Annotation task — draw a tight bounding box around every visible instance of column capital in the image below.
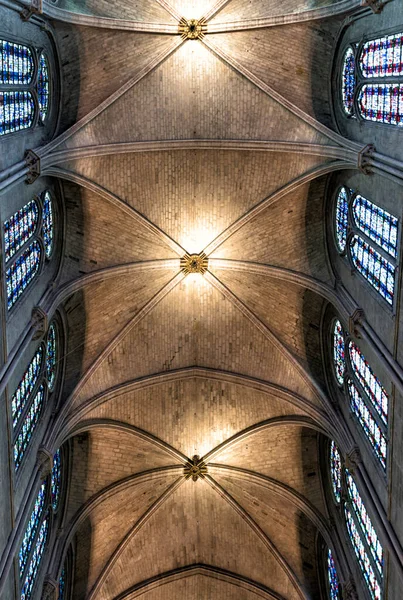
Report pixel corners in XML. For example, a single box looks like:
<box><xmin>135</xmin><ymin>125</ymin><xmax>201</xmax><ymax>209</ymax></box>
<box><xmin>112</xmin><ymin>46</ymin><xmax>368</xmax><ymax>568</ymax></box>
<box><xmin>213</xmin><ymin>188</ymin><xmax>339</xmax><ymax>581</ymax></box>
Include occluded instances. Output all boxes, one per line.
<box><xmin>21</xmin><ymin>0</ymin><xmax>43</xmax><ymax>21</ymax></box>
<box><xmin>345</xmin><ymin>446</ymin><xmax>362</xmax><ymax>473</ymax></box>
<box><xmin>357</xmin><ymin>144</ymin><xmax>375</xmax><ymax>174</ymax></box>
<box><xmin>348</xmin><ymin>308</ymin><xmax>365</xmax><ymax>338</ymax></box>
<box><xmin>41</xmin><ymin>576</ymin><xmax>58</xmax><ymax>600</ymax></box>
<box><xmin>24</xmin><ymin>149</ymin><xmax>41</xmax><ymax>184</ymax></box>
<box><xmin>32</xmin><ymin>307</ymin><xmax>49</xmax><ymax>341</ymax></box>
<box><xmin>343</xmin><ymin>576</ymin><xmax>359</xmax><ymax>599</ymax></box>
<box><xmin>360</xmin><ymin>0</ymin><xmax>388</xmax><ymax>13</ymax></box>
<box><xmin>36</xmin><ymin>447</ymin><xmax>53</xmax><ymax>480</ymax></box>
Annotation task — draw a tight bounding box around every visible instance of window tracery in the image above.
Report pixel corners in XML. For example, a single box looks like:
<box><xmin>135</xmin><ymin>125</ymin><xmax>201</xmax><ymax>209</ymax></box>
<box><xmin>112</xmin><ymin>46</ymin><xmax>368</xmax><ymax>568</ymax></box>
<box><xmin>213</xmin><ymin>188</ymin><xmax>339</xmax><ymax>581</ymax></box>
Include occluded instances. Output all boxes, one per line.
<box><xmin>340</xmin><ymin>32</ymin><xmax>403</xmax><ymax>125</ymax></box>
<box><xmin>334</xmin><ymin>186</ymin><xmax>398</xmax><ymax>306</ymax></box>
<box><xmin>0</xmin><ymin>38</ymin><xmax>51</xmax><ymax>136</ymax></box>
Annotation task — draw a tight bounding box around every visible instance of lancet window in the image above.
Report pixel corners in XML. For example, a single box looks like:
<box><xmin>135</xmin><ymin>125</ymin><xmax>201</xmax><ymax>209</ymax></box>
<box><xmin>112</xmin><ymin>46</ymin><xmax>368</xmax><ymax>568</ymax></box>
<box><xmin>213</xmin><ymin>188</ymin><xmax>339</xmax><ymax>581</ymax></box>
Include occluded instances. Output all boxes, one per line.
<box><xmin>18</xmin><ymin>448</ymin><xmax>64</xmax><ymax>599</ymax></box>
<box><xmin>0</xmin><ymin>38</ymin><xmax>51</xmax><ymax>136</ymax></box>
<box><xmin>341</xmin><ymin>32</ymin><xmax>403</xmax><ymax>125</ymax></box>
<box><xmin>327</xmin><ymin>547</ymin><xmax>340</xmax><ymax>599</ymax></box>
<box><xmin>334</xmin><ymin>186</ymin><xmax>398</xmax><ymax>306</ymax></box>
<box><xmin>3</xmin><ymin>190</ymin><xmax>56</xmax><ymax>310</ymax></box>
<box><xmin>332</xmin><ymin>320</ymin><xmax>388</xmax><ymax>469</ymax></box>
<box><xmin>12</xmin><ymin>323</ymin><xmax>59</xmax><ymax>471</ymax></box>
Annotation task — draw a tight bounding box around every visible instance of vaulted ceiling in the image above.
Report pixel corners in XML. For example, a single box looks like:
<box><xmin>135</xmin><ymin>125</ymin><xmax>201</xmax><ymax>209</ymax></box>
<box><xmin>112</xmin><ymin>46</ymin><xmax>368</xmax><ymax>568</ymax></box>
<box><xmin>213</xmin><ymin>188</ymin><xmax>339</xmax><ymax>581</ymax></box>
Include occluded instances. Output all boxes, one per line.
<box><xmin>49</xmin><ymin>1</ymin><xmax>352</xmax><ymax>597</ymax></box>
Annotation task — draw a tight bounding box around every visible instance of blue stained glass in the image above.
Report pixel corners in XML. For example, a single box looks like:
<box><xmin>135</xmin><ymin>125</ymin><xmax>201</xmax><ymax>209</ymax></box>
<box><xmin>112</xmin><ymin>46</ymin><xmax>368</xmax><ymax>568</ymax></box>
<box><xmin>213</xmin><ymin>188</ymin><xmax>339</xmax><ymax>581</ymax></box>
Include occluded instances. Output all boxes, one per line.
<box><xmin>37</xmin><ymin>53</ymin><xmax>49</xmax><ymax>122</ymax></box>
<box><xmin>14</xmin><ymin>385</ymin><xmax>45</xmax><ymax>471</ymax></box>
<box><xmin>6</xmin><ymin>240</ymin><xmax>41</xmax><ymax>310</ymax></box>
<box><xmin>11</xmin><ymin>346</ymin><xmax>43</xmax><ymax>429</ymax></box>
<box><xmin>327</xmin><ymin>548</ymin><xmax>340</xmax><ymax>599</ymax></box>
<box><xmin>350</xmin><ymin>235</ymin><xmax>395</xmax><ymax>305</ymax></box>
<box><xmin>3</xmin><ymin>200</ymin><xmax>39</xmax><ymax>263</ymax></box>
<box><xmin>360</xmin><ymin>34</ymin><xmax>403</xmax><ymax>78</ymax></box>
<box><xmin>42</xmin><ymin>191</ymin><xmax>54</xmax><ymax>259</ymax></box>
<box><xmin>345</xmin><ymin>505</ymin><xmax>382</xmax><ymax>600</ymax></box>
<box><xmin>352</xmin><ymin>195</ymin><xmax>398</xmax><ymax>258</ymax></box>
<box><xmin>335</xmin><ymin>187</ymin><xmax>349</xmax><ymax>253</ymax></box>
<box><xmin>46</xmin><ymin>323</ymin><xmax>57</xmax><ymax>391</ymax></box>
<box><xmin>330</xmin><ymin>441</ymin><xmax>342</xmax><ymax>503</ymax></box>
<box><xmin>0</xmin><ymin>91</ymin><xmax>34</xmax><ymax>136</ymax></box>
<box><xmin>346</xmin><ymin>471</ymin><xmax>383</xmax><ymax>576</ymax></box>
<box><xmin>333</xmin><ymin>320</ymin><xmax>345</xmax><ymax>385</ymax></box>
<box><xmin>59</xmin><ymin>566</ymin><xmax>66</xmax><ymax>600</ymax></box>
<box><xmin>19</xmin><ymin>483</ymin><xmax>46</xmax><ymax>578</ymax></box>
<box><xmin>349</xmin><ymin>342</ymin><xmax>388</xmax><ymax>424</ymax></box>
<box><xmin>0</xmin><ymin>40</ymin><xmax>33</xmax><ymax>85</ymax></box>
<box><xmin>342</xmin><ymin>47</ymin><xmax>356</xmax><ymax>115</ymax></box>
<box><xmin>20</xmin><ymin>516</ymin><xmax>49</xmax><ymax>600</ymax></box>
<box><xmin>348</xmin><ymin>380</ymin><xmax>387</xmax><ymax>469</ymax></box>
<box><xmin>51</xmin><ymin>449</ymin><xmax>61</xmax><ymax>511</ymax></box>
<box><xmin>358</xmin><ymin>84</ymin><xmax>403</xmax><ymax>126</ymax></box>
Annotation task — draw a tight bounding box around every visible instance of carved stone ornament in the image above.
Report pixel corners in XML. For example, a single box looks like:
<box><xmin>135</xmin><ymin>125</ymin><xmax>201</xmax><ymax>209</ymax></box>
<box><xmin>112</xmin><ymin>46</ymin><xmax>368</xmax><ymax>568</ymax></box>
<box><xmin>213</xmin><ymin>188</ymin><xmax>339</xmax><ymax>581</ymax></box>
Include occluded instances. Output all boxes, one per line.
<box><xmin>345</xmin><ymin>446</ymin><xmax>362</xmax><ymax>473</ymax></box>
<box><xmin>357</xmin><ymin>143</ymin><xmax>375</xmax><ymax>174</ymax></box>
<box><xmin>360</xmin><ymin>0</ymin><xmax>388</xmax><ymax>13</ymax></box>
<box><xmin>180</xmin><ymin>252</ymin><xmax>209</xmax><ymax>275</ymax></box>
<box><xmin>348</xmin><ymin>308</ymin><xmax>365</xmax><ymax>339</ymax></box>
<box><xmin>343</xmin><ymin>576</ymin><xmax>359</xmax><ymax>600</ymax></box>
<box><xmin>179</xmin><ymin>18</ymin><xmax>207</xmax><ymax>40</ymax></box>
<box><xmin>184</xmin><ymin>455</ymin><xmax>208</xmax><ymax>481</ymax></box>
<box><xmin>41</xmin><ymin>577</ymin><xmax>58</xmax><ymax>600</ymax></box>
<box><xmin>21</xmin><ymin>0</ymin><xmax>43</xmax><ymax>22</ymax></box>
<box><xmin>32</xmin><ymin>306</ymin><xmax>49</xmax><ymax>341</ymax></box>
<box><xmin>36</xmin><ymin>447</ymin><xmax>53</xmax><ymax>480</ymax></box>
<box><xmin>24</xmin><ymin>149</ymin><xmax>41</xmax><ymax>184</ymax></box>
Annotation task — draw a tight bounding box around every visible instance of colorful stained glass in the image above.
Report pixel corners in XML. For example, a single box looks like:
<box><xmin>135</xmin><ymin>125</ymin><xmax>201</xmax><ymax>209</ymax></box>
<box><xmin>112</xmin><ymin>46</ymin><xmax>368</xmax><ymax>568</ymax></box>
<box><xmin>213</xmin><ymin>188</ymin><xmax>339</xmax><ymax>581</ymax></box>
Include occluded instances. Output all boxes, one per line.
<box><xmin>59</xmin><ymin>566</ymin><xmax>66</xmax><ymax>600</ymax></box>
<box><xmin>346</xmin><ymin>471</ymin><xmax>383</xmax><ymax>576</ymax></box>
<box><xmin>0</xmin><ymin>91</ymin><xmax>34</xmax><ymax>136</ymax></box>
<box><xmin>350</xmin><ymin>235</ymin><xmax>395</xmax><ymax>305</ymax></box>
<box><xmin>330</xmin><ymin>441</ymin><xmax>342</xmax><ymax>503</ymax></box>
<box><xmin>0</xmin><ymin>40</ymin><xmax>33</xmax><ymax>85</ymax></box>
<box><xmin>6</xmin><ymin>240</ymin><xmax>41</xmax><ymax>310</ymax></box>
<box><xmin>46</xmin><ymin>323</ymin><xmax>57</xmax><ymax>391</ymax></box>
<box><xmin>349</xmin><ymin>342</ymin><xmax>388</xmax><ymax>424</ymax></box>
<box><xmin>20</xmin><ymin>516</ymin><xmax>49</xmax><ymax>600</ymax></box>
<box><xmin>3</xmin><ymin>200</ymin><xmax>39</xmax><ymax>263</ymax></box>
<box><xmin>360</xmin><ymin>33</ymin><xmax>403</xmax><ymax>78</ymax></box>
<box><xmin>352</xmin><ymin>194</ymin><xmax>398</xmax><ymax>258</ymax></box>
<box><xmin>37</xmin><ymin>53</ymin><xmax>49</xmax><ymax>122</ymax></box>
<box><xmin>335</xmin><ymin>187</ymin><xmax>349</xmax><ymax>253</ymax></box>
<box><xmin>51</xmin><ymin>449</ymin><xmax>61</xmax><ymax>511</ymax></box>
<box><xmin>11</xmin><ymin>346</ymin><xmax>43</xmax><ymax>429</ymax></box>
<box><xmin>14</xmin><ymin>385</ymin><xmax>45</xmax><ymax>471</ymax></box>
<box><xmin>42</xmin><ymin>191</ymin><xmax>54</xmax><ymax>259</ymax></box>
<box><xmin>348</xmin><ymin>380</ymin><xmax>387</xmax><ymax>469</ymax></box>
<box><xmin>327</xmin><ymin>548</ymin><xmax>340</xmax><ymax>599</ymax></box>
<box><xmin>19</xmin><ymin>483</ymin><xmax>46</xmax><ymax>578</ymax></box>
<box><xmin>358</xmin><ymin>84</ymin><xmax>403</xmax><ymax>126</ymax></box>
<box><xmin>333</xmin><ymin>320</ymin><xmax>345</xmax><ymax>385</ymax></box>
<box><xmin>345</xmin><ymin>505</ymin><xmax>382</xmax><ymax>600</ymax></box>
<box><xmin>342</xmin><ymin>47</ymin><xmax>356</xmax><ymax>115</ymax></box>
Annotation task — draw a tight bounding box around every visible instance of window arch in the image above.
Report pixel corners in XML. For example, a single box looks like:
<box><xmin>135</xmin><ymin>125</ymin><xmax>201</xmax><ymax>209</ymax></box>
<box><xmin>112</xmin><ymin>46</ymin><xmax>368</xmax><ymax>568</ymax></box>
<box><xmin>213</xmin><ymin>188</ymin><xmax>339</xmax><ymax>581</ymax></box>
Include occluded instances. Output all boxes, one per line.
<box><xmin>3</xmin><ymin>190</ymin><xmax>56</xmax><ymax>311</ymax></box>
<box><xmin>0</xmin><ymin>38</ymin><xmax>51</xmax><ymax>136</ymax></box>
<box><xmin>340</xmin><ymin>32</ymin><xmax>403</xmax><ymax>125</ymax></box>
<box><xmin>12</xmin><ymin>322</ymin><xmax>60</xmax><ymax>472</ymax></box>
<box><xmin>331</xmin><ymin>321</ymin><xmax>388</xmax><ymax>470</ymax></box>
<box><xmin>333</xmin><ymin>186</ymin><xmax>398</xmax><ymax>306</ymax></box>
<box><xmin>18</xmin><ymin>448</ymin><xmax>65</xmax><ymax>599</ymax></box>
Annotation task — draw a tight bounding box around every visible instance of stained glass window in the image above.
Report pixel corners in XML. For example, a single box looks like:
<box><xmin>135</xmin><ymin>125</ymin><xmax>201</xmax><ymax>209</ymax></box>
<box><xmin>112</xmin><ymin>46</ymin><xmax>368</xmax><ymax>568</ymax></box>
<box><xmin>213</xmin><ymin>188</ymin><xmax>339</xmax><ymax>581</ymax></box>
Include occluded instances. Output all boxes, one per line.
<box><xmin>11</xmin><ymin>346</ymin><xmax>43</xmax><ymax>429</ymax></box>
<box><xmin>42</xmin><ymin>191</ymin><xmax>54</xmax><ymax>258</ymax></box>
<box><xmin>46</xmin><ymin>323</ymin><xmax>57</xmax><ymax>391</ymax></box>
<box><xmin>335</xmin><ymin>187</ymin><xmax>349</xmax><ymax>253</ymax></box>
<box><xmin>19</xmin><ymin>483</ymin><xmax>46</xmax><ymax>578</ymax></box>
<box><xmin>0</xmin><ymin>40</ymin><xmax>33</xmax><ymax>85</ymax></box>
<box><xmin>352</xmin><ymin>195</ymin><xmax>398</xmax><ymax>258</ymax></box>
<box><xmin>346</xmin><ymin>471</ymin><xmax>383</xmax><ymax>575</ymax></box>
<box><xmin>348</xmin><ymin>380</ymin><xmax>387</xmax><ymax>469</ymax></box>
<box><xmin>350</xmin><ymin>235</ymin><xmax>395</xmax><ymax>305</ymax></box>
<box><xmin>358</xmin><ymin>84</ymin><xmax>403</xmax><ymax>126</ymax></box>
<box><xmin>38</xmin><ymin>53</ymin><xmax>49</xmax><ymax>122</ymax></box>
<box><xmin>6</xmin><ymin>240</ymin><xmax>41</xmax><ymax>310</ymax></box>
<box><xmin>0</xmin><ymin>91</ymin><xmax>35</xmax><ymax>136</ymax></box>
<box><xmin>20</xmin><ymin>516</ymin><xmax>49</xmax><ymax>600</ymax></box>
<box><xmin>333</xmin><ymin>320</ymin><xmax>345</xmax><ymax>385</ymax></box>
<box><xmin>14</xmin><ymin>385</ymin><xmax>45</xmax><ymax>470</ymax></box>
<box><xmin>345</xmin><ymin>505</ymin><xmax>382</xmax><ymax>600</ymax></box>
<box><xmin>330</xmin><ymin>441</ymin><xmax>342</xmax><ymax>503</ymax></box>
<box><xmin>360</xmin><ymin>34</ymin><xmax>403</xmax><ymax>78</ymax></box>
<box><xmin>342</xmin><ymin>47</ymin><xmax>356</xmax><ymax>115</ymax></box>
<box><xmin>59</xmin><ymin>566</ymin><xmax>66</xmax><ymax>600</ymax></box>
<box><xmin>4</xmin><ymin>200</ymin><xmax>39</xmax><ymax>263</ymax></box>
<box><xmin>327</xmin><ymin>548</ymin><xmax>340</xmax><ymax>599</ymax></box>
<box><xmin>349</xmin><ymin>342</ymin><xmax>388</xmax><ymax>424</ymax></box>
<box><xmin>51</xmin><ymin>449</ymin><xmax>61</xmax><ymax>511</ymax></box>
